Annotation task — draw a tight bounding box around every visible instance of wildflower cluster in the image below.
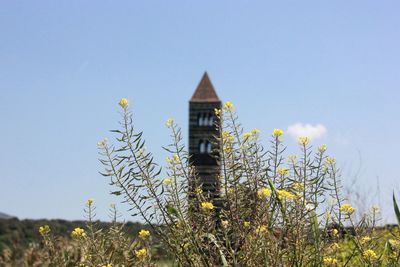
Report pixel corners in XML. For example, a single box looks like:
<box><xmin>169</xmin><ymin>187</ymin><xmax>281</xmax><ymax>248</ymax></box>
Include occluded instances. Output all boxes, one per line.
<box><xmin>2</xmin><ymin>98</ymin><xmax>400</xmax><ymax>266</ymax></box>
<box><xmin>32</xmin><ymin>98</ymin><xmax>395</xmax><ymax>267</ymax></box>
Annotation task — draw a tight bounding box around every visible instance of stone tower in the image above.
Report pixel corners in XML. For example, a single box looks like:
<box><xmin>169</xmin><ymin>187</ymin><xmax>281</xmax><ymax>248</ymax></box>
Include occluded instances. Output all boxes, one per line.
<box><xmin>189</xmin><ymin>72</ymin><xmax>221</xmax><ymax>198</ymax></box>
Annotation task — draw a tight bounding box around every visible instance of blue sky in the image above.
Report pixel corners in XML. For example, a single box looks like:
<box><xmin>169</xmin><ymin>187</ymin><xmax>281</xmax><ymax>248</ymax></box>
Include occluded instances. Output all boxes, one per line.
<box><xmin>0</xmin><ymin>1</ymin><xmax>399</xmax><ymax>222</ymax></box>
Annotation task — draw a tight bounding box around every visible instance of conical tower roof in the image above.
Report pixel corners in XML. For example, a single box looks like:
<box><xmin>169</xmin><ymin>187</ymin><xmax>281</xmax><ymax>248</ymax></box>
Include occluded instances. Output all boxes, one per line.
<box><xmin>190</xmin><ymin>72</ymin><xmax>220</xmax><ymax>102</ymax></box>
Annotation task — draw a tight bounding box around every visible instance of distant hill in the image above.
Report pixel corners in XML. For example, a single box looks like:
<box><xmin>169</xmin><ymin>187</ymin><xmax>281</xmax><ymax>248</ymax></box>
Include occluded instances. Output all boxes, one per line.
<box><xmin>0</xmin><ymin>218</ymin><xmax>146</xmax><ymax>253</ymax></box>
<box><xmin>0</xmin><ymin>212</ymin><xmax>14</xmax><ymax>219</ymax></box>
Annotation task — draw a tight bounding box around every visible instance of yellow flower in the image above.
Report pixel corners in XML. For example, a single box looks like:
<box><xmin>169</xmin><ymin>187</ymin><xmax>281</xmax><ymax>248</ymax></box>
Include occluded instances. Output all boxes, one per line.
<box><xmin>292</xmin><ymin>182</ymin><xmax>304</xmax><ymax>191</ymax></box>
<box><xmin>251</xmin><ymin>128</ymin><xmax>260</xmax><ymax>135</ymax></box>
<box><xmin>119</xmin><ymin>98</ymin><xmax>129</xmax><ymax>108</ymax></box>
<box><xmin>195</xmin><ymin>187</ymin><xmax>203</xmax><ymax>195</ymax></box>
<box><xmin>71</xmin><ymin>227</ymin><xmax>86</xmax><ymax>238</ymax></box>
<box><xmin>244</xmin><ymin>221</ymin><xmax>251</xmax><ymax>228</ymax></box>
<box><xmin>102</xmin><ymin>264</ymin><xmax>112</xmax><ymax>267</ymax></box>
<box><xmin>135</xmin><ymin>248</ymin><xmax>148</xmax><ymax>259</ymax></box>
<box><xmin>326</xmin><ymin>157</ymin><xmax>336</xmax><ymax>165</ymax></box>
<box><xmin>243</xmin><ymin>132</ymin><xmax>252</xmax><ymax>140</ymax></box>
<box><xmin>318</xmin><ymin>144</ymin><xmax>327</xmax><ymax>152</ymax></box>
<box><xmin>138</xmin><ymin>229</ymin><xmax>150</xmax><ymax>239</ymax></box>
<box><xmin>389</xmin><ymin>239</ymin><xmax>400</xmax><ymax>248</ymax></box>
<box><xmin>331</xmin><ymin>242</ymin><xmax>340</xmax><ymax>251</ymax></box>
<box><xmin>201</xmin><ymin>202</ymin><xmax>214</xmax><ymax>210</ymax></box>
<box><xmin>163</xmin><ymin>178</ymin><xmax>173</xmax><ymax>186</ymax></box>
<box><xmin>332</xmin><ymin>228</ymin><xmax>339</xmax><ymax>237</ymax></box>
<box><xmin>222</xmin><ymin>132</ymin><xmax>234</xmax><ymax>142</ymax></box>
<box><xmin>323</xmin><ymin>257</ymin><xmax>338</xmax><ymax>265</ymax></box>
<box><xmin>223</xmin><ymin>146</ymin><xmax>233</xmax><ymax>154</ymax></box>
<box><xmin>277</xmin><ymin>189</ymin><xmax>296</xmax><ymax>201</ymax></box>
<box><xmin>361</xmin><ymin>236</ymin><xmax>371</xmax><ymax>244</ymax></box>
<box><xmin>86</xmin><ymin>198</ymin><xmax>94</xmax><ymax>207</ymax></box>
<box><xmin>39</xmin><ymin>225</ymin><xmax>50</xmax><ymax>236</ymax></box>
<box><xmin>363</xmin><ymin>249</ymin><xmax>378</xmax><ymax>260</ymax></box>
<box><xmin>273</xmin><ymin>128</ymin><xmax>284</xmax><ymax>137</ymax></box>
<box><xmin>256</xmin><ymin>225</ymin><xmax>267</xmax><ymax>233</ymax></box>
<box><xmin>277</xmin><ymin>167</ymin><xmax>289</xmax><ymax>176</ymax></box>
<box><xmin>165</xmin><ymin>118</ymin><xmax>174</xmax><ymax>128</ymax></box>
<box><xmin>298</xmin><ymin>136</ymin><xmax>310</xmax><ymax>145</ymax></box>
<box><xmin>339</xmin><ymin>204</ymin><xmax>356</xmax><ymax>214</ymax></box>
<box><xmin>214</xmin><ymin>108</ymin><xmax>222</xmax><ymax>117</ymax></box>
<box><xmin>257</xmin><ymin>187</ymin><xmax>272</xmax><ymax>199</ymax></box>
<box><xmin>224</xmin><ymin>101</ymin><xmax>234</xmax><ymax>110</ymax></box>
<box><xmin>97</xmin><ymin>138</ymin><xmax>108</xmax><ymax>148</ymax></box>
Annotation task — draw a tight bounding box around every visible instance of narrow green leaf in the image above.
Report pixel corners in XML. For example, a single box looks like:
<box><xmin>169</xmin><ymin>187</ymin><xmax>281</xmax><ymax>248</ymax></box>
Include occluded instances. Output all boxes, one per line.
<box><xmin>393</xmin><ymin>192</ymin><xmax>400</xmax><ymax>225</ymax></box>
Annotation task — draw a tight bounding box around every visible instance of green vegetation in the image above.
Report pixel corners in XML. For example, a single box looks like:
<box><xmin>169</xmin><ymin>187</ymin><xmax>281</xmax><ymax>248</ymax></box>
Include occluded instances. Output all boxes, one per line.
<box><xmin>0</xmin><ymin>218</ymin><xmax>149</xmax><ymax>263</ymax></box>
<box><xmin>1</xmin><ymin>99</ymin><xmax>399</xmax><ymax>266</ymax></box>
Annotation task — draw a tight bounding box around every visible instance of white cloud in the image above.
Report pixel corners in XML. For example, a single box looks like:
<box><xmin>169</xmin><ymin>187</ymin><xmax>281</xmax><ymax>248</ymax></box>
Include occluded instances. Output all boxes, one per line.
<box><xmin>287</xmin><ymin>123</ymin><xmax>327</xmax><ymax>141</ymax></box>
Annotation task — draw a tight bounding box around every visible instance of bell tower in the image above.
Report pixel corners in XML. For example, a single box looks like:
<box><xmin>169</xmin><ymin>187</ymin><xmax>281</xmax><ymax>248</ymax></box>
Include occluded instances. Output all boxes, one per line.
<box><xmin>189</xmin><ymin>72</ymin><xmax>221</xmax><ymax>198</ymax></box>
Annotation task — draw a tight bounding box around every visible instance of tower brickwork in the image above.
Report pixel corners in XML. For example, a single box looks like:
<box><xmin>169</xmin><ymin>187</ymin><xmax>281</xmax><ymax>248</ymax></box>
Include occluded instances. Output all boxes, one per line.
<box><xmin>189</xmin><ymin>72</ymin><xmax>221</xmax><ymax>198</ymax></box>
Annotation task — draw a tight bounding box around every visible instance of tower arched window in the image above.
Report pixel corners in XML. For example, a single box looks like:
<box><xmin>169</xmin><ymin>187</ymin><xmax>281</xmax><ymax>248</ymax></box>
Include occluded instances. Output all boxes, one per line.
<box><xmin>203</xmin><ymin>113</ymin><xmax>209</xmax><ymax>126</ymax></box>
<box><xmin>199</xmin><ymin>140</ymin><xmax>206</xmax><ymax>154</ymax></box>
<box><xmin>206</xmin><ymin>141</ymin><xmax>212</xmax><ymax>153</ymax></box>
<box><xmin>208</xmin><ymin>114</ymin><xmax>214</xmax><ymax>126</ymax></box>
<box><xmin>198</xmin><ymin>114</ymin><xmax>203</xmax><ymax>126</ymax></box>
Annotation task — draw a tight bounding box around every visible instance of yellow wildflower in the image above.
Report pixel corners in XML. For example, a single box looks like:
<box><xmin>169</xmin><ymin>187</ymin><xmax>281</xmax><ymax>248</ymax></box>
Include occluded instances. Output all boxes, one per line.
<box><xmin>331</xmin><ymin>242</ymin><xmax>340</xmax><ymax>251</ymax></box>
<box><xmin>363</xmin><ymin>249</ymin><xmax>378</xmax><ymax>260</ymax></box>
<box><xmin>323</xmin><ymin>257</ymin><xmax>338</xmax><ymax>265</ymax></box>
<box><xmin>361</xmin><ymin>236</ymin><xmax>371</xmax><ymax>244</ymax></box>
<box><xmin>256</xmin><ymin>225</ymin><xmax>268</xmax><ymax>233</ymax></box>
<box><xmin>214</xmin><ymin>108</ymin><xmax>222</xmax><ymax>117</ymax></box>
<box><xmin>389</xmin><ymin>239</ymin><xmax>400</xmax><ymax>248</ymax></box>
<box><xmin>244</xmin><ymin>221</ymin><xmax>251</xmax><ymax>228</ymax></box>
<box><xmin>39</xmin><ymin>225</ymin><xmax>50</xmax><ymax>236</ymax></box>
<box><xmin>97</xmin><ymin>138</ymin><xmax>108</xmax><ymax>148</ymax></box>
<box><xmin>71</xmin><ymin>227</ymin><xmax>86</xmax><ymax>238</ymax></box>
<box><xmin>165</xmin><ymin>118</ymin><xmax>174</xmax><ymax>128</ymax></box>
<box><xmin>277</xmin><ymin>189</ymin><xmax>296</xmax><ymax>201</ymax></box>
<box><xmin>292</xmin><ymin>182</ymin><xmax>304</xmax><ymax>191</ymax></box>
<box><xmin>86</xmin><ymin>198</ymin><xmax>94</xmax><ymax>207</ymax></box>
<box><xmin>326</xmin><ymin>157</ymin><xmax>336</xmax><ymax>165</ymax></box>
<box><xmin>222</xmin><ymin>132</ymin><xmax>234</xmax><ymax>142</ymax></box>
<box><xmin>119</xmin><ymin>98</ymin><xmax>129</xmax><ymax>108</ymax></box>
<box><xmin>201</xmin><ymin>202</ymin><xmax>214</xmax><ymax>210</ymax></box>
<box><xmin>224</xmin><ymin>146</ymin><xmax>233</xmax><ymax>154</ymax></box>
<box><xmin>257</xmin><ymin>187</ymin><xmax>272</xmax><ymax>199</ymax></box>
<box><xmin>135</xmin><ymin>248</ymin><xmax>148</xmax><ymax>259</ymax></box>
<box><xmin>163</xmin><ymin>178</ymin><xmax>173</xmax><ymax>186</ymax></box>
<box><xmin>243</xmin><ymin>132</ymin><xmax>252</xmax><ymax>140</ymax></box>
<box><xmin>298</xmin><ymin>136</ymin><xmax>310</xmax><ymax>145</ymax></box>
<box><xmin>318</xmin><ymin>144</ymin><xmax>327</xmax><ymax>152</ymax></box>
<box><xmin>102</xmin><ymin>264</ymin><xmax>112</xmax><ymax>267</ymax></box>
<box><xmin>339</xmin><ymin>204</ymin><xmax>356</xmax><ymax>214</ymax></box>
<box><xmin>332</xmin><ymin>228</ymin><xmax>339</xmax><ymax>237</ymax></box>
<box><xmin>224</xmin><ymin>101</ymin><xmax>234</xmax><ymax>110</ymax></box>
<box><xmin>277</xmin><ymin>167</ymin><xmax>289</xmax><ymax>176</ymax></box>
<box><xmin>138</xmin><ymin>229</ymin><xmax>150</xmax><ymax>239</ymax></box>
<box><xmin>273</xmin><ymin>128</ymin><xmax>284</xmax><ymax>137</ymax></box>
<box><xmin>195</xmin><ymin>187</ymin><xmax>203</xmax><ymax>195</ymax></box>
<box><xmin>251</xmin><ymin>128</ymin><xmax>260</xmax><ymax>135</ymax></box>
